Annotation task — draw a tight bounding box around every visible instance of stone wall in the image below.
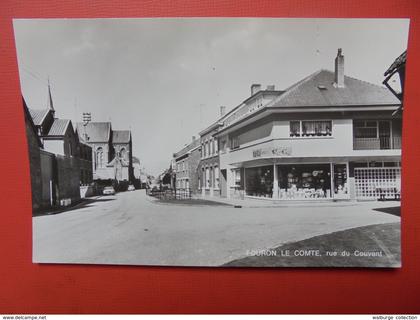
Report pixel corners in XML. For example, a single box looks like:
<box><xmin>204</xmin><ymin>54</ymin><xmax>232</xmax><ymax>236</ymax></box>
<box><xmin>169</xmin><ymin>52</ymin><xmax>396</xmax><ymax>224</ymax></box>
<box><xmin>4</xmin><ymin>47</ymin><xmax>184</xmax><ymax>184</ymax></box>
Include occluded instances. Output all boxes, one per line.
<box><xmin>56</xmin><ymin>155</ymin><xmax>81</xmax><ymax>205</ymax></box>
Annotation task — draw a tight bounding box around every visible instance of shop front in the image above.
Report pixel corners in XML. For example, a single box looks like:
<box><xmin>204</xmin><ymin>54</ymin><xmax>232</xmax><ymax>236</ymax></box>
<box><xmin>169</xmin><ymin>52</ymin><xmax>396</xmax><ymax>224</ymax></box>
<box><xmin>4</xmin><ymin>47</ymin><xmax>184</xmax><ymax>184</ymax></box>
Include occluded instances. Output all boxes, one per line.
<box><xmin>241</xmin><ymin>162</ymin><xmax>349</xmax><ymax>200</ymax></box>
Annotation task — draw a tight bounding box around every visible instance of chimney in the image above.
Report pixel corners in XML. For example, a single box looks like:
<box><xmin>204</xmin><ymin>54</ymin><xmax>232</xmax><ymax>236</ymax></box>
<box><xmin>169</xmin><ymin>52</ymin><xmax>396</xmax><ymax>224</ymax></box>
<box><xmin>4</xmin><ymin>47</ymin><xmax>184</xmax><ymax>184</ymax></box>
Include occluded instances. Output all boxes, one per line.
<box><xmin>251</xmin><ymin>83</ymin><xmax>261</xmax><ymax>96</ymax></box>
<box><xmin>334</xmin><ymin>48</ymin><xmax>345</xmax><ymax>88</ymax></box>
<box><xmin>192</xmin><ymin>135</ymin><xmax>196</xmax><ymax>141</ymax></box>
<box><xmin>266</xmin><ymin>85</ymin><xmax>275</xmax><ymax>91</ymax></box>
<box><xmin>220</xmin><ymin>106</ymin><xmax>226</xmax><ymax>117</ymax></box>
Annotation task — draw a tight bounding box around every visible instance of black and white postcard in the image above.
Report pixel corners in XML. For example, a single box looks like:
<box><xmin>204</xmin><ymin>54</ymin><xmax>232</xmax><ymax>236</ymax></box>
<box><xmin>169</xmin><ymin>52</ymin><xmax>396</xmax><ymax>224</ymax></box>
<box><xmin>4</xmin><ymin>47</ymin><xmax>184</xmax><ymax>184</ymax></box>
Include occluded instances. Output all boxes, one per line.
<box><xmin>14</xmin><ymin>18</ymin><xmax>409</xmax><ymax>267</ymax></box>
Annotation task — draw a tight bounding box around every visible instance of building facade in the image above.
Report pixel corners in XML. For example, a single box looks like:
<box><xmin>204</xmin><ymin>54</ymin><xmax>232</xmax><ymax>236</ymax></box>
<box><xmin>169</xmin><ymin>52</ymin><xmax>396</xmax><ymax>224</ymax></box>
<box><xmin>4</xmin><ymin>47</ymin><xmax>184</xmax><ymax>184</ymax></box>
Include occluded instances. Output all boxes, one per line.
<box><xmin>173</xmin><ymin>137</ymin><xmax>201</xmax><ymax>193</ymax></box>
<box><xmin>215</xmin><ymin>49</ymin><xmax>401</xmax><ymax>201</ymax></box>
<box><xmin>76</xmin><ymin>122</ymin><xmax>134</xmax><ymax>189</ymax></box>
<box><xmin>199</xmin><ymin>123</ymin><xmax>222</xmax><ymax>197</ymax></box>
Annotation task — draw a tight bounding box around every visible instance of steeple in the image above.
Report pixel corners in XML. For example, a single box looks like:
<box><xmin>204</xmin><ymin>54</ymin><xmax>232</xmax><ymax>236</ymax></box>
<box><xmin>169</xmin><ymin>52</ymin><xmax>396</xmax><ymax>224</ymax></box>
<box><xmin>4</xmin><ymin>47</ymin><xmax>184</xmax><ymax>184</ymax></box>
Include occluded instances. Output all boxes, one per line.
<box><xmin>47</xmin><ymin>77</ymin><xmax>55</xmax><ymax>116</ymax></box>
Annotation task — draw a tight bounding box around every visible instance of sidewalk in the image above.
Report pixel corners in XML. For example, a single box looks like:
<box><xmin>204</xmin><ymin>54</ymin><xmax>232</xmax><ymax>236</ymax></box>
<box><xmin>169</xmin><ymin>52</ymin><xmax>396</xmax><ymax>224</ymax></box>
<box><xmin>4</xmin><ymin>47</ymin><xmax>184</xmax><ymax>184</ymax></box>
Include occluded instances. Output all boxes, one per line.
<box><xmin>33</xmin><ymin>195</ymin><xmax>104</xmax><ymax>216</ymax></box>
<box><xmin>195</xmin><ymin>194</ymin><xmax>400</xmax><ymax>209</ymax></box>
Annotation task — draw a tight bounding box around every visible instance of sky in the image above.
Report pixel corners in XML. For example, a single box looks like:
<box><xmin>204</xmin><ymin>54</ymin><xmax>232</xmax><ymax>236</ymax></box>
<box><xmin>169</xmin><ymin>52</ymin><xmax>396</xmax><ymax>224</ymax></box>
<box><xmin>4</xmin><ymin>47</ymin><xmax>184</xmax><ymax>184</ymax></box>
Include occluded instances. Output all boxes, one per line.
<box><xmin>13</xmin><ymin>18</ymin><xmax>409</xmax><ymax>176</ymax></box>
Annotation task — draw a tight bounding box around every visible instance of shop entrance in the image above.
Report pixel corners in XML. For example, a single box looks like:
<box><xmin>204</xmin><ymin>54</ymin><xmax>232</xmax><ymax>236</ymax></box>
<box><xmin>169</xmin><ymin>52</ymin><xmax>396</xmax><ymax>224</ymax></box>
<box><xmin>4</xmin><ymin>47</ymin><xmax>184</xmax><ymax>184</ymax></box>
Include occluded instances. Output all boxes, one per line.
<box><xmin>277</xmin><ymin>164</ymin><xmax>331</xmax><ymax>200</ymax></box>
<box><xmin>333</xmin><ymin>163</ymin><xmax>349</xmax><ymax>199</ymax></box>
<box><xmin>245</xmin><ymin>166</ymin><xmax>274</xmax><ymax>198</ymax></box>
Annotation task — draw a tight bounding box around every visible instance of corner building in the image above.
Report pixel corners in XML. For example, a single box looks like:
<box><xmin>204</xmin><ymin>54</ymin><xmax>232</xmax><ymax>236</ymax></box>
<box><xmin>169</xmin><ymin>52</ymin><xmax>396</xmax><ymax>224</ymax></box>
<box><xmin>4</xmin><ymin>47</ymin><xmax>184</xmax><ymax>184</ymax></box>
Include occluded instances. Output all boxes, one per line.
<box><xmin>216</xmin><ymin>50</ymin><xmax>402</xmax><ymax>201</ymax></box>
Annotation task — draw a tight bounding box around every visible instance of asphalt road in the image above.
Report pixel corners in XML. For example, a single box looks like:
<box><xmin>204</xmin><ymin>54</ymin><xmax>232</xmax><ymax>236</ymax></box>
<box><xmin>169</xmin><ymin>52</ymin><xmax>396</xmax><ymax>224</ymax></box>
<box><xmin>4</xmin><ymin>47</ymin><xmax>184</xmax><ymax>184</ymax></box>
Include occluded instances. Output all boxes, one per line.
<box><xmin>33</xmin><ymin>190</ymin><xmax>400</xmax><ymax>266</ymax></box>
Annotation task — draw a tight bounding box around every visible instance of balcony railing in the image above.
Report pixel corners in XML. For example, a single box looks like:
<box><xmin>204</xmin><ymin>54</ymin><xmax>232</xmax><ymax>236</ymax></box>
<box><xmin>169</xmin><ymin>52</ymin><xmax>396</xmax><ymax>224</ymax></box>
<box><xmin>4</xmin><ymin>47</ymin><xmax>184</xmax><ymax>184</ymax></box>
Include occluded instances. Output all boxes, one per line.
<box><xmin>353</xmin><ymin>136</ymin><xmax>401</xmax><ymax>150</ymax></box>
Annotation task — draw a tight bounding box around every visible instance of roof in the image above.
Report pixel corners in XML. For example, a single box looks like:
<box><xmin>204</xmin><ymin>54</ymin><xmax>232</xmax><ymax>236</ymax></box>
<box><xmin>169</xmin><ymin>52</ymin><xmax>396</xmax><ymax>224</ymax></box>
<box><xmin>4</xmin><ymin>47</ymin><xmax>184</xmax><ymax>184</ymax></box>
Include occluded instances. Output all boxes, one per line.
<box><xmin>76</xmin><ymin>122</ymin><xmax>111</xmax><ymax>142</ymax></box>
<box><xmin>199</xmin><ymin>90</ymin><xmax>284</xmax><ymax>136</ymax></box>
<box><xmin>22</xmin><ymin>98</ymin><xmax>42</xmax><ymax>147</ymax></box>
<box><xmin>28</xmin><ymin>108</ymin><xmax>50</xmax><ymax>126</ymax></box>
<box><xmin>266</xmin><ymin>69</ymin><xmax>400</xmax><ymax>108</ymax></box>
<box><xmin>47</xmin><ymin>119</ymin><xmax>70</xmax><ymax>136</ymax></box>
<box><xmin>173</xmin><ymin>138</ymin><xmax>200</xmax><ymax>159</ymax></box>
<box><xmin>112</xmin><ymin>130</ymin><xmax>131</xmax><ymax>143</ymax></box>
<box><xmin>384</xmin><ymin>51</ymin><xmax>407</xmax><ymax>76</ymax></box>
<box><xmin>132</xmin><ymin>156</ymin><xmax>140</xmax><ymax>164</ymax></box>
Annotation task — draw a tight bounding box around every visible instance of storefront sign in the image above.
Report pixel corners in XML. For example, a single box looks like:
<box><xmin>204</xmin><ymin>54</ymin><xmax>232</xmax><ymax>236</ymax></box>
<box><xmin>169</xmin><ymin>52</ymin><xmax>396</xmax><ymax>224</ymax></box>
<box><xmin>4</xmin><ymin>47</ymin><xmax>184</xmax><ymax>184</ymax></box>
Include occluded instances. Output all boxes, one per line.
<box><xmin>252</xmin><ymin>146</ymin><xmax>292</xmax><ymax>158</ymax></box>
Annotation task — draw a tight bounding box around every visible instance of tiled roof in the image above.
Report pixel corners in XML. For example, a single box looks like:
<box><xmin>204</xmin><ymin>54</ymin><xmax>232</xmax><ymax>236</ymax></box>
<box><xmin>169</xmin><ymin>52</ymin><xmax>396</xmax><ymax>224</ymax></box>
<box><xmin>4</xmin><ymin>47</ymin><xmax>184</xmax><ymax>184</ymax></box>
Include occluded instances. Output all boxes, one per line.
<box><xmin>47</xmin><ymin>119</ymin><xmax>70</xmax><ymax>136</ymax></box>
<box><xmin>112</xmin><ymin>130</ymin><xmax>131</xmax><ymax>143</ymax></box>
<box><xmin>173</xmin><ymin>138</ymin><xmax>200</xmax><ymax>159</ymax></box>
<box><xmin>76</xmin><ymin>122</ymin><xmax>111</xmax><ymax>142</ymax></box>
<box><xmin>28</xmin><ymin>108</ymin><xmax>50</xmax><ymax>126</ymax></box>
<box><xmin>266</xmin><ymin>69</ymin><xmax>400</xmax><ymax>108</ymax></box>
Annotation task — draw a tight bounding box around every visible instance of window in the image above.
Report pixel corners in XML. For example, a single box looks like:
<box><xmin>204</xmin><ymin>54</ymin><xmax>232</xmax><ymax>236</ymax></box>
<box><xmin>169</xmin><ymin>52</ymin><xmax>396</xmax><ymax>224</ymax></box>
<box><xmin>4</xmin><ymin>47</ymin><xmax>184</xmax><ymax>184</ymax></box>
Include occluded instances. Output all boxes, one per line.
<box><xmin>214</xmin><ymin>166</ymin><xmax>219</xmax><ymax>189</ymax></box>
<box><xmin>290</xmin><ymin>121</ymin><xmax>300</xmax><ymax>137</ymax></box>
<box><xmin>232</xmin><ymin>169</ymin><xmax>241</xmax><ymax>187</ymax></box>
<box><xmin>96</xmin><ymin>147</ymin><xmax>104</xmax><ymax>168</ymax></box>
<box><xmin>354</xmin><ymin>120</ymin><xmax>378</xmax><ymax>138</ymax></box>
<box><xmin>231</xmin><ymin>136</ymin><xmax>240</xmax><ymax>149</ymax></box>
<box><xmin>205</xmin><ymin>168</ymin><xmax>210</xmax><ymax>188</ymax></box>
<box><xmin>214</xmin><ymin>139</ymin><xmax>218</xmax><ymax>154</ymax></box>
<box><xmin>119</xmin><ymin>147</ymin><xmax>126</xmax><ymax>160</ymax></box>
<box><xmin>290</xmin><ymin>120</ymin><xmax>332</xmax><ymax>137</ymax></box>
<box><xmin>302</xmin><ymin>121</ymin><xmax>332</xmax><ymax>136</ymax></box>
<box><xmin>205</xmin><ymin>142</ymin><xmax>209</xmax><ymax>157</ymax></box>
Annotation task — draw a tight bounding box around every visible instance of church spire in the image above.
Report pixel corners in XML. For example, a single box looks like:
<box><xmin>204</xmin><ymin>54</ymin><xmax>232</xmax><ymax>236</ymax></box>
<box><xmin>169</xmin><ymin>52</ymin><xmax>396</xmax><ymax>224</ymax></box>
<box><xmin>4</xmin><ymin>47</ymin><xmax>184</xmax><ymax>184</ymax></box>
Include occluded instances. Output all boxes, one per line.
<box><xmin>47</xmin><ymin>77</ymin><xmax>55</xmax><ymax>116</ymax></box>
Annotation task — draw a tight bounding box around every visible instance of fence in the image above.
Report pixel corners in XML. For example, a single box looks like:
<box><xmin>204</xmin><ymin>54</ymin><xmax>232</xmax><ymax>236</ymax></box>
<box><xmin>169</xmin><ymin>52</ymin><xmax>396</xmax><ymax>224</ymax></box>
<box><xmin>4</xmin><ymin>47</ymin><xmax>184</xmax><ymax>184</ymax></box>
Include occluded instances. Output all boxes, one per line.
<box><xmin>353</xmin><ymin>136</ymin><xmax>402</xmax><ymax>150</ymax></box>
<box><xmin>354</xmin><ymin>167</ymin><xmax>401</xmax><ymax>200</ymax></box>
<box><xmin>146</xmin><ymin>188</ymin><xmax>192</xmax><ymax>200</ymax></box>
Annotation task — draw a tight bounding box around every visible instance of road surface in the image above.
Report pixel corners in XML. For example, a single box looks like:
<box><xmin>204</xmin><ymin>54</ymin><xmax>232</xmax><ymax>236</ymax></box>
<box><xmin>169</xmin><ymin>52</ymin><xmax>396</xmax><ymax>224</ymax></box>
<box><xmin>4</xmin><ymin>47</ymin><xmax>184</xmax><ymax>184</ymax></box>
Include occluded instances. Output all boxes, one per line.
<box><xmin>33</xmin><ymin>190</ymin><xmax>400</xmax><ymax>266</ymax></box>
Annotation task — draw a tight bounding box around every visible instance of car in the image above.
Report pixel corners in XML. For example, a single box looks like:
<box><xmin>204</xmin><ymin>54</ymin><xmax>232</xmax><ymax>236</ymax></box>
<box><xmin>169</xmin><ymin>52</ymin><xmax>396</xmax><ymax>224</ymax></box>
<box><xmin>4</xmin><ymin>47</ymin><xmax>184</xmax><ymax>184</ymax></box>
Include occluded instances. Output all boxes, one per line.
<box><xmin>103</xmin><ymin>186</ymin><xmax>116</xmax><ymax>195</ymax></box>
<box><xmin>127</xmin><ymin>185</ymin><xmax>135</xmax><ymax>191</ymax></box>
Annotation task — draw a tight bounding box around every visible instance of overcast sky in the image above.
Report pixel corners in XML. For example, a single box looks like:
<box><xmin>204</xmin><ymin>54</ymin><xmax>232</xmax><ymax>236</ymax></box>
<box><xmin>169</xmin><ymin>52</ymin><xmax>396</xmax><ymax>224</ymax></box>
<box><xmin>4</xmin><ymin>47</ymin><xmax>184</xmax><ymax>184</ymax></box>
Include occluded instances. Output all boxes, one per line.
<box><xmin>13</xmin><ymin>18</ymin><xmax>409</xmax><ymax>176</ymax></box>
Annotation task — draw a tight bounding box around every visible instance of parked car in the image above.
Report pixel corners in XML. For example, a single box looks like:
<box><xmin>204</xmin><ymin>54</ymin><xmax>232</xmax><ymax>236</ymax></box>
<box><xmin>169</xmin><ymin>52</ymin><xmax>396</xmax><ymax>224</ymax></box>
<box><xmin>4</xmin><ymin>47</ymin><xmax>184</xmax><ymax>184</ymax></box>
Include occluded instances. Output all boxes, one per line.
<box><xmin>127</xmin><ymin>185</ymin><xmax>135</xmax><ymax>191</ymax></box>
<box><xmin>103</xmin><ymin>186</ymin><xmax>116</xmax><ymax>195</ymax></box>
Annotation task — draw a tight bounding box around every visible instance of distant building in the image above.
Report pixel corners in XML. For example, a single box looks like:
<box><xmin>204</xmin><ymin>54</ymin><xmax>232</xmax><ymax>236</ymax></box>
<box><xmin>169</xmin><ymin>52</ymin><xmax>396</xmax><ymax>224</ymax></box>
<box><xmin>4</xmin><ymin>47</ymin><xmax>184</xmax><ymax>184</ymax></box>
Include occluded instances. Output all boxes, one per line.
<box><xmin>76</xmin><ymin>121</ymin><xmax>134</xmax><ymax>189</ymax></box>
<box><xmin>173</xmin><ymin>136</ymin><xmax>201</xmax><ymax>193</ymax></box>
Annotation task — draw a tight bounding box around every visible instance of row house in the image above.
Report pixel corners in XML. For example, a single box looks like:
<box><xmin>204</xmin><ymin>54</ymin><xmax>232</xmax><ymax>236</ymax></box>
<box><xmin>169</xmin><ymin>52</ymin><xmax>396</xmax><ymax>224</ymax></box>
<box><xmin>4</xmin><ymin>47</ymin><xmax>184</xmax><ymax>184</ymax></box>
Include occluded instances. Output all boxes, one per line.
<box><xmin>198</xmin><ymin>86</ymin><xmax>283</xmax><ymax>198</ymax></box>
<box><xmin>173</xmin><ymin>137</ymin><xmax>201</xmax><ymax>192</ymax></box>
<box><xmin>216</xmin><ymin>49</ymin><xmax>402</xmax><ymax>201</ymax></box>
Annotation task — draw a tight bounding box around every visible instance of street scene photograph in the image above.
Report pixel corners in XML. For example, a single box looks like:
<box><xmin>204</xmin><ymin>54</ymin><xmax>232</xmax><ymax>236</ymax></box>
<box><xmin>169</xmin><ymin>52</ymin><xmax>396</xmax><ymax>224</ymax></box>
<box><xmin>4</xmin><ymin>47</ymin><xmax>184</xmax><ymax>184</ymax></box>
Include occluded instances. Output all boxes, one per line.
<box><xmin>13</xmin><ymin>18</ymin><xmax>409</xmax><ymax>267</ymax></box>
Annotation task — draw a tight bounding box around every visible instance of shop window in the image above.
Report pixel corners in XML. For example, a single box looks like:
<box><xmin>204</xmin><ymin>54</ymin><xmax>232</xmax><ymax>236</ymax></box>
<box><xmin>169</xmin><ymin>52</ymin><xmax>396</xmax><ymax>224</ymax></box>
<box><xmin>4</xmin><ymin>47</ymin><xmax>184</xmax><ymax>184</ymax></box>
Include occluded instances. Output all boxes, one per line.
<box><xmin>245</xmin><ymin>166</ymin><xmax>273</xmax><ymax>198</ymax></box>
<box><xmin>278</xmin><ymin>164</ymin><xmax>331</xmax><ymax>199</ymax></box>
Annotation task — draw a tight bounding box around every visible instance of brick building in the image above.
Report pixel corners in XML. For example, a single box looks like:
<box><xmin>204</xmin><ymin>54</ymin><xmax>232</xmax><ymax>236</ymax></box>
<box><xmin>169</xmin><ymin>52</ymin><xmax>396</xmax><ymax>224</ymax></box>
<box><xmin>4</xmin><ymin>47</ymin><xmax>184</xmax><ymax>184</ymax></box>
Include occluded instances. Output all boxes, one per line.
<box><xmin>24</xmin><ymin>83</ymin><xmax>94</xmax><ymax>213</ymax></box>
<box><xmin>173</xmin><ymin>137</ymin><xmax>201</xmax><ymax>193</ymax></box>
